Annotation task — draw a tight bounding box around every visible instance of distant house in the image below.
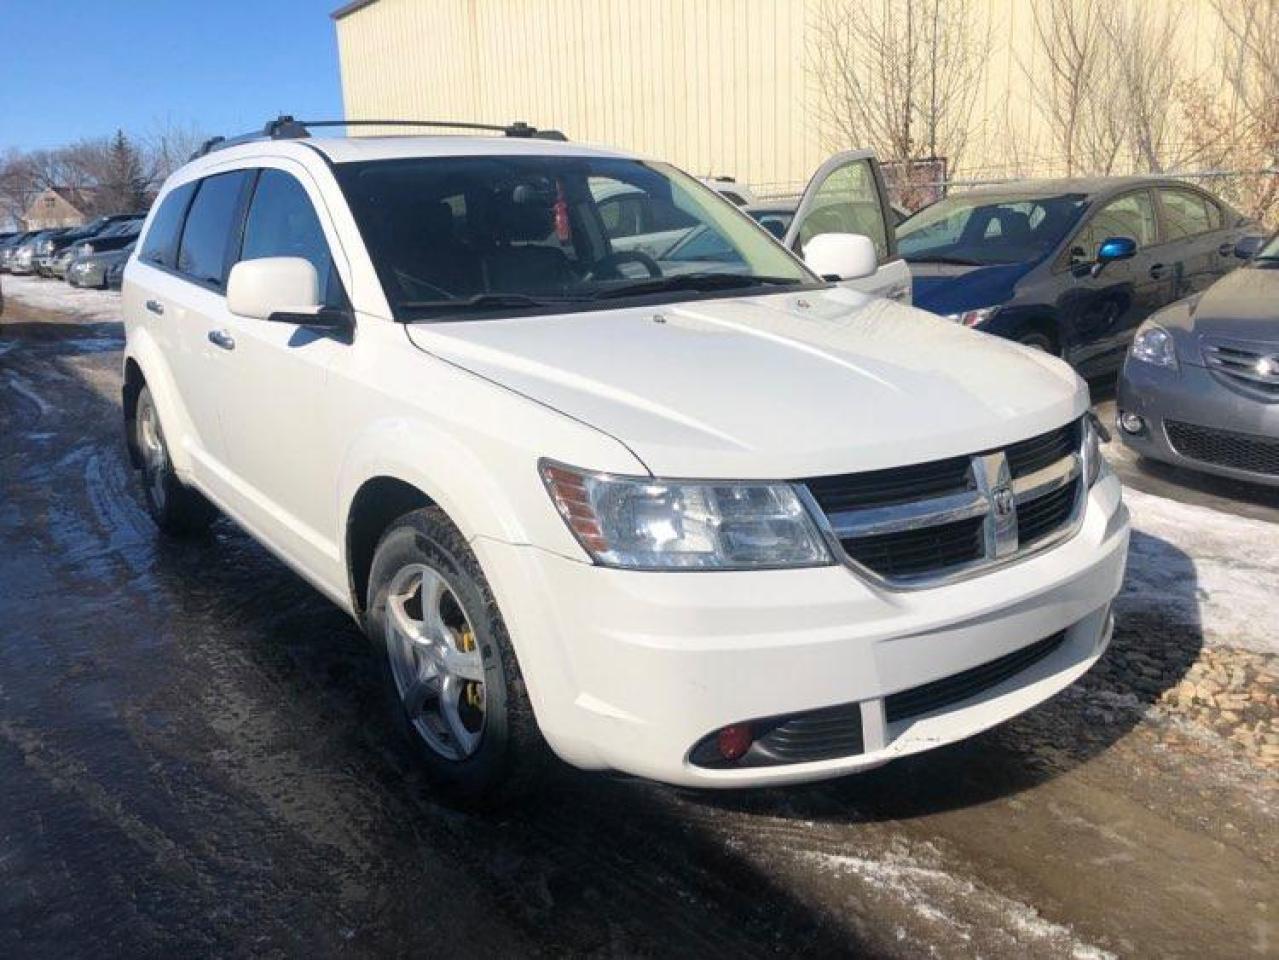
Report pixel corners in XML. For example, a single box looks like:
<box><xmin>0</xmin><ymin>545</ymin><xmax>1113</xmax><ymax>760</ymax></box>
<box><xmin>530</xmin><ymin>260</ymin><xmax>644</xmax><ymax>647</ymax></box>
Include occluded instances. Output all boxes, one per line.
<box><xmin>21</xmin><ymin>187</ymin><xmax>92</xmax><ymax>229</ymax></box>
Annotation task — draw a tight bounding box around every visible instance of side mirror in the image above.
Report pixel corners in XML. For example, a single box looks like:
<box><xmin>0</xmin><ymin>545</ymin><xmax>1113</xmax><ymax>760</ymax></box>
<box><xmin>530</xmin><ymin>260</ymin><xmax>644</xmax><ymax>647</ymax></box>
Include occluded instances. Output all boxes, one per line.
<box><xmin>803</xmin><ymin>233</ymin><xmax>878</xmax><ymax>281</ymax></box>
<box><xmin>228</xmin><ymin>257</ymin><xmax>321</xmax><ymax>320</ymax></box>
<box><xmin>1090</xmin><ymin>236</ymin><xmax>1137</xmax><ymax>277</ymax></box>
<box><xmin>1234</xmin><ymin>235</ymin><xmax>1265</xmax><ymax>260</ymax></box>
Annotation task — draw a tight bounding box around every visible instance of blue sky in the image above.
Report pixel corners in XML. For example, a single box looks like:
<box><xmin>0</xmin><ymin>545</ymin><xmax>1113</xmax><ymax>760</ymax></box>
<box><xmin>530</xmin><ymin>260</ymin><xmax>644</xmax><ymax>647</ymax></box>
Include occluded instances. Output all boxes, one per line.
<box><xmin>0</xmin><ymin>1</ymin><xmax>344</xmax><ymax>152</ymax></box>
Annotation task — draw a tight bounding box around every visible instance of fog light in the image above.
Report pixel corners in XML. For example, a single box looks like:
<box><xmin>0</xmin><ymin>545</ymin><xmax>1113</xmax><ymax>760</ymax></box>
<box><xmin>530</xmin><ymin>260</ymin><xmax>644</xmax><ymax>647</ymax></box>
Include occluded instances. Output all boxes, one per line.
<box><xmin>1118</xmin><ymin>411</ymin><xmax>1145</xmax><ymax>434</ymax></box>
<box><xmin>716</xmin><ymin>723</ymin><xmax>753</xmax><ymax>761</ymax></box>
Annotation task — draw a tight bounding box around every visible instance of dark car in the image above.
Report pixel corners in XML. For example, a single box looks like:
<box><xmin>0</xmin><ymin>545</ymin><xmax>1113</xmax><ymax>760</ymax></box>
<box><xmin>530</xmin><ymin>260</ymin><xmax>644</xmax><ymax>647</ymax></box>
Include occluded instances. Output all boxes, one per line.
<box><xmin>899</xmin><ymin>177</ymin><xmax>1264</xmax><ymax>374</ymax></box>
<box><xmin>1116</xmin><ymin>232</ymin><xmax>1278</xmax><ymax>486</ymax></box>
<box><xmin>35</xmin><ymin>214</ymin><xmax>144</xmax><ymax>276</ymax></box>
<box><xmin>64</xmin><ymin>218</ymin><xmax>143</xmax><ymax>263</ymax></box>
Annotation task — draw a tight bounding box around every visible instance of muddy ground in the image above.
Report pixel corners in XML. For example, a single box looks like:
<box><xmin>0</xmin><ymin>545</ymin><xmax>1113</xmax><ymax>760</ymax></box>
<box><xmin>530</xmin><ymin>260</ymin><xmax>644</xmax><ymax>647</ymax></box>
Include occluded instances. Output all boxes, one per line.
<box><xmin>0</xmin><ymin>284</ymin><xmax>1275</xmax><ymax>959</ymax></box>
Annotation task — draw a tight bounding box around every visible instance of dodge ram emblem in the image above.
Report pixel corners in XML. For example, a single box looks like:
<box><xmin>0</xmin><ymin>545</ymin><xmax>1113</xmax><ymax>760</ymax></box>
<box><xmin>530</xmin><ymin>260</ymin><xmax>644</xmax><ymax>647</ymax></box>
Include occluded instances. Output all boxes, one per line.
<box><xmin>992</xmin><ymin>485</ymin><xmax>1016</xmax><ymax>517</ymax></box>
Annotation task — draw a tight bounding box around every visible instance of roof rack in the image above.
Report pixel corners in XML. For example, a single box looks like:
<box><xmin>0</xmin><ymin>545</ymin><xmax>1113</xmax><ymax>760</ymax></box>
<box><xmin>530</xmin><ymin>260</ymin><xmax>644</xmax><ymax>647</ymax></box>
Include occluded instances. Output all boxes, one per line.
<box><xmin>188</xmin><ymin>116</ymin><xmax>568</xmax><ymax>160</ymax></box>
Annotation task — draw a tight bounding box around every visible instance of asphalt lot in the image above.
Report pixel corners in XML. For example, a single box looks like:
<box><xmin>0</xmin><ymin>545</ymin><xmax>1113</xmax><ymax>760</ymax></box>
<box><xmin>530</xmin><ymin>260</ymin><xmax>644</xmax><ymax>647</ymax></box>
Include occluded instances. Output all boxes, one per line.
<box><xmin>1</xmin><ymin>279</ymin><xmax>1275</xmax><ymax>959</ymax></box>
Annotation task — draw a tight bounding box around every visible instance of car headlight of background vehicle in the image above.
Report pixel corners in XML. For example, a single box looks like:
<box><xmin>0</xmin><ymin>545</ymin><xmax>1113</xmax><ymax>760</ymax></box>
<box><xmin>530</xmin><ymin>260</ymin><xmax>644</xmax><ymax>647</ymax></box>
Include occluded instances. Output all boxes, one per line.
<box><xmin>1130</xmin><ymin>322</ymin><xmax>1177</xmax><ymax>369</ymax></box>
<box><xmin>540</xmin><ymin>461</ymin><xmax>832</xmax><ymax>569</ymax></box>
<box><xmin>945</xmin><ymin>305</ymin><xmax>1000</xmax><ymax>327</ymax></box>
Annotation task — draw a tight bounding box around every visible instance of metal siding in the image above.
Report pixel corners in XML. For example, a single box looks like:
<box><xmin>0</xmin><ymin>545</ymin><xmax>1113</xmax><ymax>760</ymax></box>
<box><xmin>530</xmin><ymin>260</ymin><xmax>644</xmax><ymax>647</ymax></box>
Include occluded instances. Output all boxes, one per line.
<box><xmin>335</xmin><ymin>0</ymin><xmax>1231</xmax><ymax>187</ymax></box>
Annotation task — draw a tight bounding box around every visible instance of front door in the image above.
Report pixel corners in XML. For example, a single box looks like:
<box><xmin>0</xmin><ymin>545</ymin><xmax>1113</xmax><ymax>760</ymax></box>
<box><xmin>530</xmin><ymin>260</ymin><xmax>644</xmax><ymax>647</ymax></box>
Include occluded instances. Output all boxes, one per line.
<box><xmin>214</xmin><ymin>164</ymin><xmax>352</xmax><ymax>584</ymax></box>
<box><xmin>784</xmin><ymin>151</ymin><xmax>912</xmax><ymax>303</ymax></box>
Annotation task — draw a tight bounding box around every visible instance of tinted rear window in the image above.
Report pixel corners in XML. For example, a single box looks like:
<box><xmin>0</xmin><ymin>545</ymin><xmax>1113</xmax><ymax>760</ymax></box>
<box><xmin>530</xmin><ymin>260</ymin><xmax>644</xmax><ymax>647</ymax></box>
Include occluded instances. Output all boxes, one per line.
<box><xmin>140</xmin><ymin>183</ymin><xmax>196</xmax><ymax>268</ymax></box>
<box><xmin>177</xmin><ymin>171</ymin><xmax>251</xmax><ymax>288</ymax></box>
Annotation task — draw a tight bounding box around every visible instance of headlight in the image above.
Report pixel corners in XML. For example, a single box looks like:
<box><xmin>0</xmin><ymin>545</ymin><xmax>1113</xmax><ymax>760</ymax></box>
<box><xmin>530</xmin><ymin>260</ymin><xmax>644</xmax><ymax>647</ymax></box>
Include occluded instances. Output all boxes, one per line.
<box><xmin>81</xmin><ymin>244</ymin><xmax>95</xmax><ymax>255</ymax></box>
<box><xmin>1083</xmin><ymin>413</ymin><xmax>1108</xmax><ymax>487</ymax></box>
<box><xmin>1130</xmin><ymin>323</ymin><xmax>1177</xmax><ymax>369</ymax></box>
<box><xmin>39</xmin><ymin>240</ymin><xmax>53</xmax><ymax>254</ymax></box>
<box><xmin>540</xmin><ymin>461</ymin><xmax>832</xmax><ymax>570</ymax></box>
<box><xmin>945</xmin><ymin>305</ymin><xmax>999</xmax><ymax>327</ymax></box>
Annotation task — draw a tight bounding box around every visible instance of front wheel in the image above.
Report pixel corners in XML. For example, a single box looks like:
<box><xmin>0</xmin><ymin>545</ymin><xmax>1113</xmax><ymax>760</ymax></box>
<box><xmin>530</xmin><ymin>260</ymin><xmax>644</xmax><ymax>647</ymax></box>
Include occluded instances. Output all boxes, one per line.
<box><xmin>133</xmin><ymin>385</ymin><xmax>216</xmax><ymax>536</ymax></box>
<box><xmin>366</xmin><ymin>508</ymin><xmax>547</xmax><ymax>808</ymax></box>
<box><xmin>1016</xmin><ymin>328</ymin><xmax>1057</xmax><ymax>354</ymax></box>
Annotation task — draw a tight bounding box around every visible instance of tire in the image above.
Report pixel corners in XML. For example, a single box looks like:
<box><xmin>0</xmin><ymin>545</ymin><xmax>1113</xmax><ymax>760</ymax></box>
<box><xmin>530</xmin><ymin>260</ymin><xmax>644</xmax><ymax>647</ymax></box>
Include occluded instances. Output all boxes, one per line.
<box><xmin>1016</xmin><ymin>328</ymin><xmax>1057</xmax><ymax>354</ymax></box>
<box><xmin>365</xmin><ymin>507</ymin><xmax>547</xmax><ymax>808</ymax></box>
<box><xmin>133</xmin><ymin>385</ymin><xmax>216</xmax><ymax>536</ymax></box>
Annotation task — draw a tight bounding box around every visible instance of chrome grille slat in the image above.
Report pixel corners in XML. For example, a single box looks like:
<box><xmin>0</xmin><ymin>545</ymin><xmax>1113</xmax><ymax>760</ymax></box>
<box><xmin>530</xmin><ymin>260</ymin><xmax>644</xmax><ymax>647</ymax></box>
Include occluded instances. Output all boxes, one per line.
<box><xmin>800</xmin><ymin>420</ymin><xmax>1087</xmax><ymax>589</ymax></box>
<box><xmin>1202</xmin><ymin>338</ymin><xmax>1279</xmax><ymax>400</ymax></box>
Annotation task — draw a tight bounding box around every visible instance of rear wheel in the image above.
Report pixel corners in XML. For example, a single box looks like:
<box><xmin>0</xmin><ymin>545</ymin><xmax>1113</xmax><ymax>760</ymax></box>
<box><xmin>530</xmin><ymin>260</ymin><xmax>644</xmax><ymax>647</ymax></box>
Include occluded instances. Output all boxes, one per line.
<box><xmin>133</xmin><ymin>386</ymin><xmax>216</xmax><ymax>536</ymax></box>
<box><xmin>1016</xmin><ymin>327</ymin><xmax>1057</xmax><ymax>354</ymax></box>
<box><xmin>366</xmin><ymin>507</ymin><xmax>546</xmax><ymax>808</ymax></box>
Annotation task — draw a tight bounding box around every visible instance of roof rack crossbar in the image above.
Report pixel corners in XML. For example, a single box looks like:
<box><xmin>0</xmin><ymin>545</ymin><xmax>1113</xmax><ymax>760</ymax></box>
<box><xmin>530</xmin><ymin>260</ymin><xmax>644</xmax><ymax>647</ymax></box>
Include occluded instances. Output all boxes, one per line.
<box><xmin>188</xmin><ymin>116</ymin><xmax>567</xmax><ymax>160</ymax></box>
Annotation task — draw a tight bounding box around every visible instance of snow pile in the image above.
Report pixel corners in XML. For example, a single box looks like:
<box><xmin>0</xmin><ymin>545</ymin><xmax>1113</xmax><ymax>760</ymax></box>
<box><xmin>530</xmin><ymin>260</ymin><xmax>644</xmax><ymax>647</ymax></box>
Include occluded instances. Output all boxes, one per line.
<box><xmin>2</xmin><ymin>275</ymin><xmax>120</xmax><ymax>323</ymax></box>
<box><xmin>1120</xmin><ymin>487</ymin><xmax>1279</xmax><ymax>655</ymax></box>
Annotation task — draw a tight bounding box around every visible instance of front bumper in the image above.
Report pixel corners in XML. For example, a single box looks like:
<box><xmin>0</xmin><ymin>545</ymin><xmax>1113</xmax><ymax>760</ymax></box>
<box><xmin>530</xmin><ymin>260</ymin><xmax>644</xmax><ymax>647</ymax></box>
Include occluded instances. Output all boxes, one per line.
<box><xmin>477</xmin><ymin>473</ymin><xmax>1129</xmax><ymax>787</ymax></box>
<box><xmin>1118</xmin><ymin>358</ymin><xmax>1279</xmax><ymax>487</ymax></box>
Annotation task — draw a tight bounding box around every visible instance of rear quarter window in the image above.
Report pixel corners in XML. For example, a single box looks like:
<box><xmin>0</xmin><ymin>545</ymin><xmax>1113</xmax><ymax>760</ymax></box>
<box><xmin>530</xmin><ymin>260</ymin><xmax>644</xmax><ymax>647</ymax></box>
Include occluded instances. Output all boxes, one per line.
<box><xmin>139</xmin><ymin>182</ymin><xmax>196</xmax><ymax>268</ymax></box>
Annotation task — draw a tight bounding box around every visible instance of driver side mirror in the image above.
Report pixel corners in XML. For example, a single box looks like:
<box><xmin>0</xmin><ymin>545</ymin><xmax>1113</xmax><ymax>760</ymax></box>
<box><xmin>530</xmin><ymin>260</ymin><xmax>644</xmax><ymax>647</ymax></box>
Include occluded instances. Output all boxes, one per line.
<box><xmin>228</xmin><ymin>257</ymin><xmax>352</xmax><ymax>338</ymax></box>
<box><xmin>803</xmin><ymin>233</ymin><xmax>878</xmax><ymax>282</ymax></box>
<box><xmin>1089</xmin><ymin>236</ymin><xmax>1137</xmax><ymax>277</ymax></box>
<box><xmin>1234</xmin><ymin>235</ymin><xmax>1265</xmax><ymax>260</ymax></box>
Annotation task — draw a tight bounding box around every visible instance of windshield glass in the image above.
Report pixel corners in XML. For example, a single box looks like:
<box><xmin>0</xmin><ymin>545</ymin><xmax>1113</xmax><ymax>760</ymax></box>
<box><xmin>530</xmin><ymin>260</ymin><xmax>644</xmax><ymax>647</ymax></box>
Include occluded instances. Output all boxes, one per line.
<box><xmin>1254</xmin><ymin>233</ymin><xmax>1279</xmax><ymax>261</ymax></box>
<box><xmin>334</xmin><ymin>155</ymin><xmax>815</xmax><ymax>320</ymax></box>
<box><xmin>897</xmin><ymin>192</ymin><xmax>1087</xmax><ymax>265</ymax></box>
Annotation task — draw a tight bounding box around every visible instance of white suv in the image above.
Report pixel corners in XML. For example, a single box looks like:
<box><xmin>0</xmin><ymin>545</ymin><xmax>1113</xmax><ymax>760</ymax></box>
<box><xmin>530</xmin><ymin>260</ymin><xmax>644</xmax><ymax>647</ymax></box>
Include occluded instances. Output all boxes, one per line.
<box><xmin>122</xmin><ymin>119</ymin><xmax>1129</xmax><ymax>806</ymax></box>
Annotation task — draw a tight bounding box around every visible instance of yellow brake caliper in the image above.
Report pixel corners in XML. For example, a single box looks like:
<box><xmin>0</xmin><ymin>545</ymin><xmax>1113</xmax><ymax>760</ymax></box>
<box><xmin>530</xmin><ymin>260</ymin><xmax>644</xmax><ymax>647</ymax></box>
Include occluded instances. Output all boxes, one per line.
<box><xmin>460</xmin><ymin>627</ymin><xmax>483</xmax><ymax>710</ymax></box>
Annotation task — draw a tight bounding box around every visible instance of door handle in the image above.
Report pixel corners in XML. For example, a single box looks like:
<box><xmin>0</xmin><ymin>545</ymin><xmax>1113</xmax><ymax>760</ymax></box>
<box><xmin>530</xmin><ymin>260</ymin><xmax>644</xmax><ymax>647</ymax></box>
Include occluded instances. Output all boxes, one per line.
<box><xmin>1218</xmin><ymin>241</ymin><xmax>1234</xmax><ymax>256</ymax></box>
<box><xmin>207</xmin><ymin>329</ymin><xmax>236</xmax><ymax>351</ymax></box>
<box><xmin>145</xmin><ymin>299</ymin><xmax>164</xmax><ymax>315</ymax></box>
<box><xmin>1149</xmin><ymin>263</ymin><xmax>1166</xmax><ymax>279</ymax></box>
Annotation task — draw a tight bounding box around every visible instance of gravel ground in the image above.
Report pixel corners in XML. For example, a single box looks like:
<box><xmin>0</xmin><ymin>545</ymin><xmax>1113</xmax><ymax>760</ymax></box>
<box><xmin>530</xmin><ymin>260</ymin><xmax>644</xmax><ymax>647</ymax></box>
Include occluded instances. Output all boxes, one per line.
<box><xmin>1</xmin><ymin>274</ymin><xmax>1275</xmax><ymax>958</ymax></box>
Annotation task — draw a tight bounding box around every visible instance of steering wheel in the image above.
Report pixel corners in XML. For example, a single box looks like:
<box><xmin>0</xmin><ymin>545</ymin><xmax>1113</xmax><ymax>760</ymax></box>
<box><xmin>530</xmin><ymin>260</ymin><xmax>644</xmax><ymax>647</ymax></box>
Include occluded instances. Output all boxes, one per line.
<box><xmin>586</xmin><ymin>250</ymin><xmax>662</xmax><ymax>280</ymax></box>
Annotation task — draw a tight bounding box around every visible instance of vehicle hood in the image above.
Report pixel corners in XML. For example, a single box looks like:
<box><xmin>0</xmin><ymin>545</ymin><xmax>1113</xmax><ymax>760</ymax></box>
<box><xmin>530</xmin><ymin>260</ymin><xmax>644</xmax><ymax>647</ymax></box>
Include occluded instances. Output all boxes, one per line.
<box><xmin>404</xmin><ymin>288</ymin><xmax>1087</xmax><ymax>478</ymax></box>
<box><xmin>1151</xmin><ymin>266</ymin><xmax>1279</xmax><ymax>364</ymax></box>
<box><xmin>909</xmin><ymin>260</ymin><xmax>1037</xmax><ymax>316</ymax></box>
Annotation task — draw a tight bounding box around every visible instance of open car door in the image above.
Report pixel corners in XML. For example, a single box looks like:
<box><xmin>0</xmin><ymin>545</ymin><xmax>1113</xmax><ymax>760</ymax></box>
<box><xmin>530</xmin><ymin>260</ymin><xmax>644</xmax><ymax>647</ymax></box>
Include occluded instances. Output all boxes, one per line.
<box><xmin>783</xmin><ymin>150</ymin><xmax>912</xmax><ymax>303</ymax></box>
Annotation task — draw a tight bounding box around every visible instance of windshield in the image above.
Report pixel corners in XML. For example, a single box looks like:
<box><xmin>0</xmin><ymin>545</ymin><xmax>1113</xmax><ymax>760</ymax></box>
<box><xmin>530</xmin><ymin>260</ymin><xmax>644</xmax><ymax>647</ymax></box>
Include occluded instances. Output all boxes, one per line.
<box><xmin>1255</xmin><ymin>233</ymin><xmax>1279</xmax><ymax>261</ymax></box>
<box><xmin>897</xmin><ymin>192</ymin><xmax>1087</xmax><ymax>265</ymax></box>
<box><xmin>334</xmin><ymin>155</ymin><xmax>816</xmax><ymax>320</ymax></box>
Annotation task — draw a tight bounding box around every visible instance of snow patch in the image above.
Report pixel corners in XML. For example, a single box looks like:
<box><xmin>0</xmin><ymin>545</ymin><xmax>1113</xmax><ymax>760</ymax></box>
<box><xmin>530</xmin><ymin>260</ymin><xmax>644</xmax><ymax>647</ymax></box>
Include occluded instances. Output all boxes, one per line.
<box><xmin>2</xmin><ymin>275</ymin><xmax>120</xmax><ymax>323</ymax></box>
<box><xmin>801</xmin><ymin>849</ymin><xmax>1116</xmax><ymax>959</ymax></box>
<box><xmin>1120</xmin><ymin>488</ymin><xmax>1279</xmax><ymax>654</ymax></box>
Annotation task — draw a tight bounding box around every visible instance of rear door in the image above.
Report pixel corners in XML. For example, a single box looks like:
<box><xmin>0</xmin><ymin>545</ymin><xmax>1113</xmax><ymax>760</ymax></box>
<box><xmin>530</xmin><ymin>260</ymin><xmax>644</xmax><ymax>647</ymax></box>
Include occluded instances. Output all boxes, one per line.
<box><xmin>169</xmin><ymin>169</ymin><xmax>256</xmax><ymax>476</ymax></box>
<box><xmin>1154</xmin><ymin>186</ymin><xmax>1232</xmax><ymax>299</ymax></box>
<box><xmin>783</xmin><ymin>151</ymin><xmax>912</xmax><ymax>303</ymax></box>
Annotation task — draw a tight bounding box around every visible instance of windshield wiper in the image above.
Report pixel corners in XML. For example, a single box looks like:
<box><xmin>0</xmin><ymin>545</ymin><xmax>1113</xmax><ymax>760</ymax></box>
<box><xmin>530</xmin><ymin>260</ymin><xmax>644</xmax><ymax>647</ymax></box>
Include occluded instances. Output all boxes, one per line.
<box><xmin>401</xmin><ymin>292</ymin><xmax>593</xmax><ymax>314</ymax></box>
<box><xmin>592</xmin><ymin>273</ymin><xmax>803</xmax><ymax>300</ymax></box>
<box><xmin>903</xmin><ymin>254</ymin><xmax>993</xmax><ymax>266</ymax></box>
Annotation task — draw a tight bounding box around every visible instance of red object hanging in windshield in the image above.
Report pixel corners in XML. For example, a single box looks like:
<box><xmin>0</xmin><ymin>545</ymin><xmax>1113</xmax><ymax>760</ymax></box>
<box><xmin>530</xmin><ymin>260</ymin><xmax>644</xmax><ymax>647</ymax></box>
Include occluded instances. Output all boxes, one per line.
<box><xmin>554</xmin><ymin>180</ymin><xmax>571</xmax><ymax>242</ymax></box>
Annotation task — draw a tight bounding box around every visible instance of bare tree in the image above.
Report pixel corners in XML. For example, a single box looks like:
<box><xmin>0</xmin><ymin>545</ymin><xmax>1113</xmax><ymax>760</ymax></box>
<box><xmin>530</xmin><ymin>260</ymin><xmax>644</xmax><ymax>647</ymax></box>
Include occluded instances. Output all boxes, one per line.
<box><xmin>1106</xmin><ymin>0</ymin><xmax>1185</xmax><ymax>172</ymax></box>
<box><xmin>143</xmin><ymin>117</ymin><xmax>209</xmax><ymax>185</ymax></box>
<box><xmin>1023</xmin><ymin>0</ymin><xmax>1123</xmax><ymax>175</ymax></box>
<box><xmin>810</xmin><ymin>0</ymin><xmax>989</xmax><ymax>169</ymax></box>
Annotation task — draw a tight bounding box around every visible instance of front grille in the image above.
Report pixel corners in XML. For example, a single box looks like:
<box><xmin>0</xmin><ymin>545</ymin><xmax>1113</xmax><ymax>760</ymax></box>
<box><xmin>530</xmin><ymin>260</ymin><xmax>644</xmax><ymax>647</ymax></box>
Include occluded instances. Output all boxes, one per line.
<box><xmin>841</xmin><ymin>515</ymin><xmax>985</xmax><ymax>578</ymax></box>
<box><xmin>803</xmin><ymin>419</ymin><xmax>1085</xmax><ymax>585</ymax></box>
<box><xmin>1017</xmin><ymin>478</ymin><xmax>1080</xmax><ymax>544</ymax></box>
<box><xmin>1202</xmin><ymin>339</ymin><xmax>1279</xmax><ymax>401</ymax></box>
<box><xmin>885</xmin><ymin>630</ymin><xmax>1068</xmax><ymax>723</ymax></box>
<box><xmin>1006</xmin><ymin>421</ymin><xmax>1080</xmax><ymax>477</ymax></box>
<box><xmin>804</xmin><ymin>456</ymin><xmax>970</xmax><ymax>511</ymax></box>
<box><xmin>1166</xmin><ymin>420</ymin><xmax>1279</xmax><ymax>476</ymax></box>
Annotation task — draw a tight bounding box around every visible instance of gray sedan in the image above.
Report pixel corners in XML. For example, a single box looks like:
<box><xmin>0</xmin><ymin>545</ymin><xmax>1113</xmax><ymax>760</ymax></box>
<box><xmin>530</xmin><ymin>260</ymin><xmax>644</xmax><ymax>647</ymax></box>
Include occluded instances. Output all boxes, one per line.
<box><xmin>1117</xmin><ymin>233</ymin><xmax>1279</xmax><ymax>486</ymax></box>
<box><xmin>67</xmin><ymin>242</ymin><xmax>133</xmax><ymax>289</ymax></box>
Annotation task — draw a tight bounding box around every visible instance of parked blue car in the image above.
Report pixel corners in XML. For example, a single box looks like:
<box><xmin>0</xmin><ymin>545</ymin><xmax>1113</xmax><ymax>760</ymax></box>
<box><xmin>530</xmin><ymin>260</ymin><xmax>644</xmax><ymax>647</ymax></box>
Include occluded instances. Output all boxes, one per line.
<box><xmin>899</xmin><ymin>177</ymin><xmax>1265</xmax><ymax>375</ymax></box>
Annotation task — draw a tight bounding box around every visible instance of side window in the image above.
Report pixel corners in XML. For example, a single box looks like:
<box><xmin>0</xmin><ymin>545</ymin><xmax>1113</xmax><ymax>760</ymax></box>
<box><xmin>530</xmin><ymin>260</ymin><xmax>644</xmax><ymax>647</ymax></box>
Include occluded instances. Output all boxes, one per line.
<box><xmin>1074</xmin><ymin>192</ymin><xmax>1157</xmax><ymax>260</ymax></box>
<box><xmin>1158</xmin><ymin>188</ymin><xmax>1214</xmax><ymax>241</ymax></box>
<box><xmin>239</xmin><ymin>169</ymin><xmax>338</xmax><ymax>305</ymax></box>
<box><xmin>176</xmin><ymin>171</ymin><xmax>251</xmax><ymax>288</ymax></box>
<box><xmin>139</xmin><ymin>182</ymin><xmax>196</xmax><ymax>268</ymax></box>
<box><xmin>796</xmin><ymin>159</ymin><xmax>889</xmax><ymax>262</ymax></box>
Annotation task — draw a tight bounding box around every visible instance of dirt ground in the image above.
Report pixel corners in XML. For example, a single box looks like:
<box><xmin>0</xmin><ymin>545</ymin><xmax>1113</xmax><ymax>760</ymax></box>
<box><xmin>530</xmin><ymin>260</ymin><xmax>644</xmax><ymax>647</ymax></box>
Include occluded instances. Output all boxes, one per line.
<box><xmin>0</xmin><ymin>280</ymin><xmax>1275</xmax><ymax>959</ymax></box>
